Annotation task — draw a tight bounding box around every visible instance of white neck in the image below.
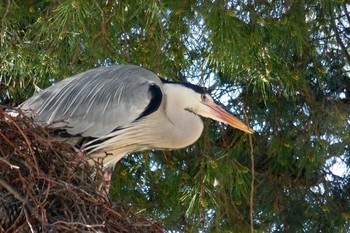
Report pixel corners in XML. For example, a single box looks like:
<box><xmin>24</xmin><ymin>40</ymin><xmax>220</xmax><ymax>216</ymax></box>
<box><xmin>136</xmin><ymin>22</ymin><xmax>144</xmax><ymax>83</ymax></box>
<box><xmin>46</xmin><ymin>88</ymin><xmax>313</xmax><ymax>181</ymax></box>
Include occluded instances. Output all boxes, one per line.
<box><xmin>161</xmin><ymin>83</ymin><xmax>204</xmax><ymax>148</ymax></box>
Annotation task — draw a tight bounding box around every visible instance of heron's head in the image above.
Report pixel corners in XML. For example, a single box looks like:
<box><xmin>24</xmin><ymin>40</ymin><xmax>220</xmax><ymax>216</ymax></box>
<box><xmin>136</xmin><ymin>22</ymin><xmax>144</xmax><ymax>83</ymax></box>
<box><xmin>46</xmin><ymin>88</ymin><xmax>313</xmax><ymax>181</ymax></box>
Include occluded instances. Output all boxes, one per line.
<box><xmin>165</xmin><ymin>82</ymin><xmax>254</xmax><ymax>134</ymax></box>
<box><xmin>192</xmin><ymin>92</ymin><xmax>253</xmax><ymax>134</ymax></box>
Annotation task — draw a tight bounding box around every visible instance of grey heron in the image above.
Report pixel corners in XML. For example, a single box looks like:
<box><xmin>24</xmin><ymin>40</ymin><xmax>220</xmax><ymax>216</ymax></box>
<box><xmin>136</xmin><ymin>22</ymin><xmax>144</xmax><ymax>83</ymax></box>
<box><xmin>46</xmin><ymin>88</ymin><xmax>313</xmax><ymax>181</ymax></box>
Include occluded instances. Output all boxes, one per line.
<box><xmin>20</xmin><ymin>64</ymin><xmax>253</xmax><ymax>191</ymax></box>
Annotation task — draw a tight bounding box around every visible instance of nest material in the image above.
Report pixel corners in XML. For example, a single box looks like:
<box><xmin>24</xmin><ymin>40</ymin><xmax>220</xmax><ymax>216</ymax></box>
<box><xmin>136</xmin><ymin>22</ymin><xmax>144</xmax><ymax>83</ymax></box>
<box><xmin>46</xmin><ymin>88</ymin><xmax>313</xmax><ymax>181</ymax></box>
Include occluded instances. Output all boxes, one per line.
<box><xmin>0</xmin><ymin>108</ymin><xmax>163</xmax><ymax>233</ymax></box>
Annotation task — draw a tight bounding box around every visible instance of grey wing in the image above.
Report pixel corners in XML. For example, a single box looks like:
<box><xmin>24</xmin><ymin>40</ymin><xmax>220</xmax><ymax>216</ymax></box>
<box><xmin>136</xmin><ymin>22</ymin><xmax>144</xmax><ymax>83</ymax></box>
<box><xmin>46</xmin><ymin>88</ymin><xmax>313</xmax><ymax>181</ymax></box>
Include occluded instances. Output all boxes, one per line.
<box><xmin>20</xmin><ymin>65</ymin><xmax>164</xmax><ymax>137</ymax></box>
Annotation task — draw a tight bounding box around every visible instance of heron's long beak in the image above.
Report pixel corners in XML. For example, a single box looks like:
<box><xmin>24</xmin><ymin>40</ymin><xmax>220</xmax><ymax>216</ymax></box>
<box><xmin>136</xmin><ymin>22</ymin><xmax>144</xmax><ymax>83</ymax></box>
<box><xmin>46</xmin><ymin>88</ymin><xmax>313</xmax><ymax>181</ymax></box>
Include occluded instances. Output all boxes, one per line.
<box><xmin>207</xmin><ymin>102</ymin><xmax>254</xmax><ymax>134</ymax></box>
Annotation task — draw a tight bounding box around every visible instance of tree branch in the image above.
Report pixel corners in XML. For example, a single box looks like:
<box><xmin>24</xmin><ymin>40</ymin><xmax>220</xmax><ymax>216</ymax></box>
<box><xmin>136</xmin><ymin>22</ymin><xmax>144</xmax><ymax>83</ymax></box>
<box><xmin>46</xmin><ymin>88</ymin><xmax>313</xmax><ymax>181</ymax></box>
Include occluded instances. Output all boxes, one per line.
<box><xmin>330</xmin><ymin>6</ymin><xmax>350</xmax><ymax>65</ymax></box>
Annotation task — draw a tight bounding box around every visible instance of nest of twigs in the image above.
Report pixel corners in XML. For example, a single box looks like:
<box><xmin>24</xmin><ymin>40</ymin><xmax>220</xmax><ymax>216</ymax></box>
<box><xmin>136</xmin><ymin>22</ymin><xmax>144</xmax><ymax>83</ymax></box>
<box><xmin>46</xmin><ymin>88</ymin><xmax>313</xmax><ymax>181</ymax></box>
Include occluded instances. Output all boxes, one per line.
<box><xmin>0</xmin><ymin>108</ymin><xmax>163</xmax><ymax>233</ymax></box>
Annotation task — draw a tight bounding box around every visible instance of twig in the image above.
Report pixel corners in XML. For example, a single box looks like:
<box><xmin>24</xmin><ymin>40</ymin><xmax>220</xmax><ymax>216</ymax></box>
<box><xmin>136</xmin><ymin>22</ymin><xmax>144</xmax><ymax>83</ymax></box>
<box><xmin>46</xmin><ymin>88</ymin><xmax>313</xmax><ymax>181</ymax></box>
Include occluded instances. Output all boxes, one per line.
<box><xmin>24</xmin><ymin>208</ymin><xmax>36</xmax><ymax>233</ymax></box>
<box><xmin>243</xmin><ymin>107</ymin><xmax>254</xmax><ymax>233</ymax></box>
<box><xmin>0</xmin><ymin>157</ymin><xmax>20</xmax><ymax>170</ymax></box>
<box><xmin>0</xmin><ymin>178</ymin><xmax>42</xmax><ymax>222</ymax></box>
<box><xmin>51</xmin><ymin>220</ymin><xmax>105</xmax><ymax>229</ymax></box>
<box><xmin>3</xmin><ymin>112</ymin><xmax>39</xmax><ymax>171</ymax></box>
<box><xmin>0</xmin><ymin>131</ymin><xmax>27</xmax><ymax>158</ymax></box>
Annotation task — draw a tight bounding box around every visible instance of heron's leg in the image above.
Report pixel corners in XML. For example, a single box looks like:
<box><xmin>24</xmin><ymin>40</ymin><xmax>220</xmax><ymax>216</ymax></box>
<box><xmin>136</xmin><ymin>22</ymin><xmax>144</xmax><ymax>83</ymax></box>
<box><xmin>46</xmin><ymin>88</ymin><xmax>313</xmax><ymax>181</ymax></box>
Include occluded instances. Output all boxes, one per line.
<box><xmin>72</xmin><ymin>149</ymin><xmax>112</xmax><ymax>200</ymax></box>
<box><xmin>70</xmin><ymin>150</ymin><xmax>86</xmax><ymax>168</ymax></box>
<box><xmin>101</xmin><ymin>167</ymin><xmax>112</xmax><ymax>200</ymax></box>
<box><xmin>76</xmin><ymin>150</ymin><xmax>85</xmax><ymax>159</ymax></box>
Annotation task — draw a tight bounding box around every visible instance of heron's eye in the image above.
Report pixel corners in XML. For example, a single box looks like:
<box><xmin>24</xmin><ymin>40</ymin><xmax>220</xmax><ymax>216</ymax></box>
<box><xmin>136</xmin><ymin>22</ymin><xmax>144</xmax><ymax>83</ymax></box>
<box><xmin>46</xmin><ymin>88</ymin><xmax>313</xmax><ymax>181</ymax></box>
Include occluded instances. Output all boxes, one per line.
<box><xmin>201</xmin><ymin>94</ymin><xmax>207</xmax><ymax>102</ymax></box>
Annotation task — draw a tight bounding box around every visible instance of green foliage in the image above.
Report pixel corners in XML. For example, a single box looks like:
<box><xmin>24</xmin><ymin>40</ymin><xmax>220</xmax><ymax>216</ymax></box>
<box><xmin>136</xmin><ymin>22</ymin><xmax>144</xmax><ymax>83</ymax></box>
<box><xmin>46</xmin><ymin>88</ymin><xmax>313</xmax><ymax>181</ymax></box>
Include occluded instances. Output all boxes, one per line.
<box><xmin>1</xmin><ymin>0</ymin><xmax>349</xmax><ymax>232</ymax></box>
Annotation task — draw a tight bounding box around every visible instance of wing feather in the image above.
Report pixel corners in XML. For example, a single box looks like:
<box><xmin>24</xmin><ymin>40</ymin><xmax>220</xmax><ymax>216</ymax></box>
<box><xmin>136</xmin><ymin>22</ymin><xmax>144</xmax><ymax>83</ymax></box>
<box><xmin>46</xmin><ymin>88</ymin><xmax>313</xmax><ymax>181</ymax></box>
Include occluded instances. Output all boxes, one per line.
<box><xmin>20</xmin><ymin>65</ymin><xmax>164</xmax><ymax>137</ymax></box>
